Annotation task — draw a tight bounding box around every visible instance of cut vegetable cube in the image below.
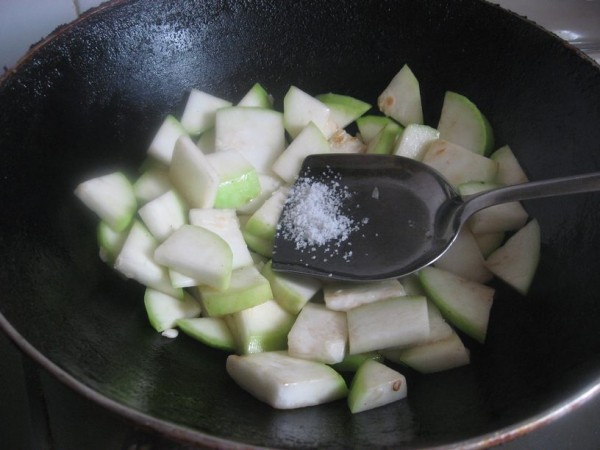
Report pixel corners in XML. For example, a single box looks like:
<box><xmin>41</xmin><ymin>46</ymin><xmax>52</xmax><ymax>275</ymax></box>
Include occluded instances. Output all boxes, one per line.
<box><xmin>238</xmin><ymin>83</ymin><xmax>273</xmax><ymax>109</ymax></box>
<box><xmin>227</xmin><ymin>299</ymin><xmax>296</xmax><ymax>354</ymax></box>
<box><xmin>347</xmin><ymin>360</ymin><xmax>407</xmax><ymax>414</ymax></box>
<box><xmin>75</xmin><ymin>171</ymin><xmax>136</xmax><ymax>232</ymax></box>
<box><xmin>180</xmin><ymin>89</ymin><xmax>232</xmax><ymax>135</ymax></box>
<box><xmin>244</xmin><ymin>186</ymin><xmax>289</xmax><ymax>241</ymax></box>
<box><xmin>347</xmin><ymin>296</ymin><xmax>429</xmax><ymax>354</ymax></box>
<box><xmin>381</xmin><ymin>330</ymin><xmax>470</xmax><ymax>374</ymax></box>
<box><xmin>356</xmin><ymin>115</ymin><xmax>398</xmax><ymax>143</ymax></box>
<box><xmin>419</xmin><ymin>266</ymin><xmax>494</xmax><ymax>343</ymax></box>
<box><xmin>422</xmin><ymin>139</ymin><xmax>498</xmax><ymax>187</ymax></box>
<box><xmin>485</xmin><ymin>219</ymin><xmax>540</xmax><ymax>295</ymax></box>
<box><xmin>366</xmin><ymin>122</ymin><xmax>403</xmax><ymax>155</ymax></box>
<box><xmin>261</xmin><ymin>260</ymin><xmax>321</xmax><ymax>314</ymax></box>
<box><xmin>329</xmin><ymin>129</ymin><xmax>366</xmax><ymax>154</ymax></box>
<box><xmin>154</xmin><ymin>224</ymin><xmax>232</xmax><ymax>290</ymax></box>
<box><xmin>189</xmin><ymin>208</ymin><xmax>254</xmax><ymax>270</ymax></box>
<box><xmin>169</xmin><ymin>268</ymin><xmax>202</xmax><ymax>289</ymax></box>
<box><xmin>113</xmin><ymin>221</ymin><xmax>182</xmax><ymax>298</ymax></box>
<box><xmin>196</xmin><ymin>127</ymin><xmax>216</xmax><ymax>154</ymax></box>
<box><xmin>271</xmin><ymin>122</ymin><xmax>331</xmax><ymax>183</ymax></box>
<box><xmin>459</xmin><ymin>182</ymin><xmax>528</xmax><ymax>234</ymax></box>
<box><xmin>377</xmin><ymin>64</ymin><xmax>423</xmax><ymax>126</ymax></box>
<box><xmin>138</xmin><ymin>190</ymin><xmax>187</xmax><ymax>242</ymax></box>
<box><xmin>323</xmin><ymin>279</ymin><xmax>406</xmax><ymax>312</ymax></box>
<box><xmin>144</xmin><ymin>289</ymin><xmax>201</xmax><ymax>333</ymax></box>
<box><xmin>490</xmin><ymin>145</ymin><xmax>529</xmax><ymax>186</ymax></box>
<box><xmin>437</xmin><ymin>91</ymin><xmax>494</xmax><ymax>155</ymax></box>
<box><xmin>176</xmin><ymin>317</ymin><xmax>236</xmax><ymax>351</ymax></box>
<box><xmin>215</xmin><ymin>106</ymin><xmax>286</xmax><ymax>173</ymax></box>
<box><xmin>169</xmin><ymin>136</ymin><xmax>219</xmax><ymax>209</ymax></box>
<box><xmin>147</xmin><ymin>115</ymin><xmax>188</xmax><ymax>165</ymax></box>
<box><xmin>226</xmin><ymin>351</ymin><xmax>348</xmax><ymax>409</ymax></box>
<box><xmin>283</xmin><ymin>86</ymin><xmax>337</xmax><ymax>139</ymax></box>
<box><xmin>331</xmin><ymin>352</ymin><xmax>384</xmax><ymax>372</ymax></box>
<box><xmin>315</xmin><ymin>92</ymin><xmax>371</xmax><ymax>129</ymax></box>
<box><xmin>196</xmin><ymin>265</ymin><xmax>272</xmax><ymax>317</ymax></box>
<box><xmin>287</xmin><ymin>303</ymin><xmax>348</xmax><ymax>364</ymax></box>
<box><xmin>97</xmin><ymin>221</ymin><xmax>128</xmax><ymax>264</ymax></box>
<box><xmin>133</xmin><ymin>166</ymin><xmax>172</xmax><ymax>205</ymax></box>
<box><xmin>393</xmin><ymin>124</ymin><xmax>440</xmax><ymax>161</ymax></box>
<box><xmin>474</xmin><ymin>232</ymin><xmax>505</xmax><ymax>258</ymax></box>
<box><xmin>434</xmin><ymin>227</ymin><xmax>493</xmax><ymax>283</ymax></box>
<box><xmin>236</xmin><ymin>174</ymin><xmax>283</xmax><ymax>216</ymax></box>
<box><xmin>206</xmin><ymin>150</ymin><xmax>261</xmax><ymax>209</ymax></box>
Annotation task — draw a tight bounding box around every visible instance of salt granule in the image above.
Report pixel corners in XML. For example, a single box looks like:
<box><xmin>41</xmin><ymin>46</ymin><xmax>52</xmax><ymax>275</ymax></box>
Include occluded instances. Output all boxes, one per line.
<box><xmin>278</xmin><ymin>170</ymin><xmax>368</xmax><ymax>259</ymax></box>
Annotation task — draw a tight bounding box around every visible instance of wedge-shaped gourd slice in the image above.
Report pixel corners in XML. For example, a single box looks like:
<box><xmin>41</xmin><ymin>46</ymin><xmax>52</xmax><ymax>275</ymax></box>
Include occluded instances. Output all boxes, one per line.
<box><xmin>206</xmin><ymin>150</ymin><xmax>261</xmax><ymax>209</ymax></box>
<box><xmin>236</xmin><ymin>174</ymin><xmax>283</xmax><ymax>216</ymax></box>
<box><xmin>459</xmin><ymin>181</ymin><xmax>528</xmax><ymax>234</ymax></box>
<box><xmin>272</xmin><ymin>122</ymin><xmax>331</xmax><ymax>183</ymax></box>
<box><xmin>366</xmin><ymin>122</ymin><xmax>403</xmax><ymax>155</ymax></box>
<box><xmin>180</xmin><ymin>89</ymin><xmax>232</xmax><ymax>135</ymax></box>
<box><xmin>189</xmin><ymin>208</ymin><xmax>254</xmax><ymax>270</ymax></box>
<box><xmin>419</xmin><ymin>266</ymin><xmax>494</xmax><ymax>344</ymax></box>
<box><xmin>154</xmin><ymin>224</ymin><xmax>232</xmax><ymax>290</ymax></box>
<box><xmin>215</xmin><ymin>106</ymin><xmax>286</xmax><ymax>173</ymax></box>
<box><xmin>437</xmin><ymin>91</ymin><xmax>494</xmax><ymax>156</ymax></box>
<box><xmin>323</xmin><ymin>279</ymin><xmax>406</xmax><ymax>312</ymax></box>
<box><xmin>347</xmin><ymin>295</ymin><xmax>429</xmax><ymax>354</ymax></box>
<box><xmin>226</xmin><ymin>351</ymin><xmax>348</xmax><ymax>409</ymax></box>
<box><xmin>243</xmin><ymin>186</ymin><xmax>290</xmax><ymax>255</ymax></box>
<box><xmin>380</xmin><ymin>299</ymin><xmax>453</xmax><ymax>356</ymax></box>
<box><xmin>329</xmin><ymin>129</ymin><xmax>366</xmax><ymax>154</ymax></box>
<box><xmin>356</xmin><ymin>115</ymin><xmax>398</xmax><ymax>144</ymax></box>
<box><xmin>474</xmin><ymin>232</ymin><xmax>505</xmax><ymax>258</ymax></box>
<box><xmin>138</xmin><ymin>190</ymin><xmax>187</xmax><ymax>242</ymax></box>
<box><xmin>97</xmin><ymin>221</ymin><xmax>128</xmax><ymax>264</ymax></box>
<box><xmin>316</xmin><ymin>93</ymin><xmax>371</xmax><ymax>129</ymax></box>
<box><xmin>196</xmin><ymin>127</ymin><xmax>216</xmax><ymax>154</ymax></box>
<box><xmin>147</xmin><ymin>115</ymin><xmax>188</xmax><ymax>165</ymax></box>
<box><xmin>75</xmin><ymin>171</ymin><xmax>136</xmax><ymax>232</ymax></box>
<box><xmin>226</xmin><ymin>299</ymin><xmax>296</xmax><ymax>354</ymax></box>
<box><xmin>434</xmin><ymin>227</ymin><xmax>493</xmax><ymax>283</ymax></box>
<box><xmin>381</xmin><ymin>329</ymin><xmax>470</xmax><ymax>374</ymax></box>
<box><xmin>283</xmin><ymin>86</ymin><xmax>337</xmax><ymax>139</ymax></box>
<box><xmin>422</xmin><ymin>139</ymin><xmax>498</xmax><ymax>187</ymax></box>
<box><xmin>238</xmin><ymin>83</ymin><xmax>273</xmax><ymax>109</ymax></box>
<box><xmin>378</xmin><ymin>64</ymin><xmax>423</xmax><ymax>126</ymax></box>
<box><xmin>196</xmin><ymin>265</ymin><xmax>272</xmax><ymax>317</ymax></box>
<box><xmin>485</xmin><ymin>219</ymin><xmax>540</xmax><ymax>295</ymax></box>
<box><xmin>144</xmin><ymin>288</ymin><xmax>201</xmax><ymax>333</ymax></box>
<box><xmin>133</xmin><ymin>166</ymin><xmax>172</xmax><ymax>205</ymax></box>
<box><xmin>393</xmin><ymin>124</ymin><xmax>439</xmax><ymax>161</ymax></box>
<box><xmin>169</xmin><ymin>268</ymin><xmax>203</xmax><ymax>289</ymax></box>
<box><xmin>490</xmin><ymin>145</ymin><xmax>529</xmax><ymax>186</ymax></box>
<box><xmin>331</xmin><ymin>352</ymin><xmax>384</xmax><ymax>372</ymax></box>
<box><xmin>176</xmin><ymin>317</ymin><xmax>236</xmax><ymax>351</ymax></box>
<box><xmin>261</xmin><ymin>260</ymin><xmax>321</xmax><ymax>314</ymax></box>
<box><xmin>347</xmin><ymin>360</ymin><xmax>407</xmax><ymax>414</ymax></box>
<box><xmin>114</xmin><ymin>221</ymin><xmax>182</xmax><ymax>298</ymax></box>
<box><xmin>169</xmin><ymin>136</ymin><xmax>219</xmax><ymax>209</ymax></box>
<box><xmin>288</xmin><ymin>303</ymin><xmax>348</xmax><ymax>364</ymax></box>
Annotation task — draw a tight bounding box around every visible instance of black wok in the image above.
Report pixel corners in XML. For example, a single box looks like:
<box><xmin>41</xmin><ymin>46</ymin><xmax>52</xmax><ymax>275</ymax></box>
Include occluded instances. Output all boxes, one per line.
<box><xmin>1</xmin><ymin>0</ymin><xmax>600</xmax><ymax>447</ymax></box>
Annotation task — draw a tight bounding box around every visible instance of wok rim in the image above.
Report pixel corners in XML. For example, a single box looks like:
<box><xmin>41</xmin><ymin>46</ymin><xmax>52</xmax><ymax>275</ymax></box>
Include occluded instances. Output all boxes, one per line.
<box><xmin>1</xmin><ymin>0</ymin><xmax>600</xmax><ymax>447</ymax></box>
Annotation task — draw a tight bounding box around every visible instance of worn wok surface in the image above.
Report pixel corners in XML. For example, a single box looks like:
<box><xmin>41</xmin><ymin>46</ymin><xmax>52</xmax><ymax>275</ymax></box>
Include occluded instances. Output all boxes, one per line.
<box><xmin>1</xmin><ymin>0</ymin><xmax>600</xmax><ymax>447</ymax></box>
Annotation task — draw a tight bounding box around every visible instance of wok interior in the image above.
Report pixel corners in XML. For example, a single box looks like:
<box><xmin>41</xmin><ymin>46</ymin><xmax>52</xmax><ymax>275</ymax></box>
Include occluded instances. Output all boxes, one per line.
<box><xmin>1</xmin><ymin>0</ymin><xmax>600</xmax><ymax>447</ymax></box>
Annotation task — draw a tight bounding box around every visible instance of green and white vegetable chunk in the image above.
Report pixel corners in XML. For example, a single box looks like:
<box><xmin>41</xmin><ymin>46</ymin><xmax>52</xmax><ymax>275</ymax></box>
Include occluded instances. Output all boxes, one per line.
<box><xmin>74</xmin><ymin>171</ymin><xmax>137</xmax><ymax>232</ymax></box>
<box><xmin>485</xmin><ymin>219</ymin><xmax>540</xmax><ymax>295</ymax></box>
<box><xmin>144</xmin><ymin>288</ymin><xmax>201</xmax><ymax>333</ymax></box>
<box><xmin>347</xmin><ymin>360</ymin><xmax>407</xmax><ymax>414</ymax></box>
<box><xmin>377</xmin><ymin>64</ymin><xmax>423</xmax><ymax>126</ymax></box>
<box><xmin>180</xmin><ymin>89</ymin><xmax>232</xmax><ymax>135</ymax></box>
<box><xmin>226</xmin><ymin>351</ymin><xmax>348</xmax><ymax>409</ymax></box>
<box><xmin>176</xmin><ymin>317</ymin><xmax>236</xmax><ymax>351</ymax></box>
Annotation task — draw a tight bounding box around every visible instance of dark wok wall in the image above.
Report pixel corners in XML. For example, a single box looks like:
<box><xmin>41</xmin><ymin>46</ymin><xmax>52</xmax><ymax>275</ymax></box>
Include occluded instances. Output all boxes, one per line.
<box><xmin>1</xmin><ymin>0</ymin><xmax>600</xmax><ymax>448</ymax></box>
